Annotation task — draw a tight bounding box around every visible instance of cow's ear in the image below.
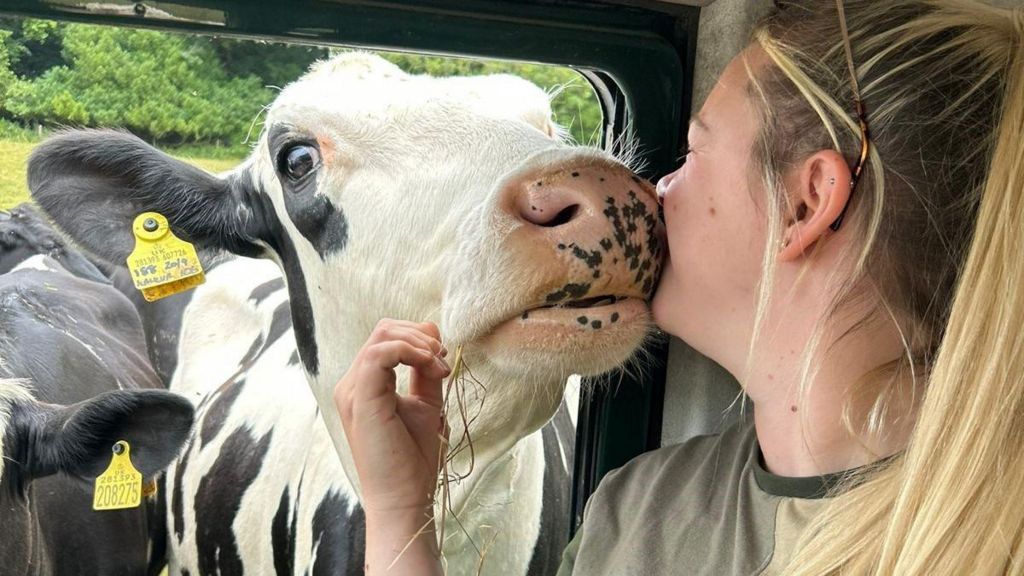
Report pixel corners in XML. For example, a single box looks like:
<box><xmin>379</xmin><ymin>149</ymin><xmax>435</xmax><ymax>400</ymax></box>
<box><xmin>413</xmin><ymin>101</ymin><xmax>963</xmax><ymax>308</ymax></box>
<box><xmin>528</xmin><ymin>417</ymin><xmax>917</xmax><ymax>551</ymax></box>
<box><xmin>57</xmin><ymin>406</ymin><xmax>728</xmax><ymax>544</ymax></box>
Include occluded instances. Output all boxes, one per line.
<box><xmin>5</xmin><ymin>389</ymin><xmax>195</xmax><ymax>492</ymax></box>
<box><xmin>28</xmin><ymin>129</ymin><xmax>267</xmax><ymax>265</ymax></box>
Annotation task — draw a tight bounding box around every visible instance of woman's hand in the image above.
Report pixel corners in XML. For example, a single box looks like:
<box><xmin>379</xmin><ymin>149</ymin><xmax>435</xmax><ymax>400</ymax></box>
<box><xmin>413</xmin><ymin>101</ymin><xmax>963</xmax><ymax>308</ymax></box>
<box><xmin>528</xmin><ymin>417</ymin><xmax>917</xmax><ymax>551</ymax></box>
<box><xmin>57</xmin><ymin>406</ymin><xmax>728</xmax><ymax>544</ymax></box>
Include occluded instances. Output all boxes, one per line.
<box><xmin>334</xmin><ymin>319</ymin><xmax>450</xmax><ymax>575</ymax></box>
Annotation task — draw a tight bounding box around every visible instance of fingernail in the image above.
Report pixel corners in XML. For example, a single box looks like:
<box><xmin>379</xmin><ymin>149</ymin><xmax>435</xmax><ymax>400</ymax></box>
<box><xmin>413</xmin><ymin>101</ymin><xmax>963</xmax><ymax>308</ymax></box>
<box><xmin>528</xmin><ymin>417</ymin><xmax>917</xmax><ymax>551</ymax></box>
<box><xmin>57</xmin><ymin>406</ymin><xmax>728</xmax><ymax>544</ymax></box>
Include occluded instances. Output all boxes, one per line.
<box><xmin>435</xmin><ymin>356</ymin><xmax>450</xmax><ymax>372</ymax></box>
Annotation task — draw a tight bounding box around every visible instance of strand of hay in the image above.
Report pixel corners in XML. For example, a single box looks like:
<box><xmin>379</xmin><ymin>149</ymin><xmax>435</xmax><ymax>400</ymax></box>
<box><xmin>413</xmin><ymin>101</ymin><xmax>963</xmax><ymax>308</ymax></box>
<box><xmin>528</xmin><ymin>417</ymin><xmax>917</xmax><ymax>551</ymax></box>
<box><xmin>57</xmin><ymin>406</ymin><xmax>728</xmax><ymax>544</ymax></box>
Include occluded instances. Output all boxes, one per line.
<box><xmin>437</xmin><ymin>346</ymin><xmax>492</xmax><ymax>572</ymax></box>
<box><xmin>388</xmin><ymin>345</ymin><xmax>494</xmax><ymax>573</ymax></box>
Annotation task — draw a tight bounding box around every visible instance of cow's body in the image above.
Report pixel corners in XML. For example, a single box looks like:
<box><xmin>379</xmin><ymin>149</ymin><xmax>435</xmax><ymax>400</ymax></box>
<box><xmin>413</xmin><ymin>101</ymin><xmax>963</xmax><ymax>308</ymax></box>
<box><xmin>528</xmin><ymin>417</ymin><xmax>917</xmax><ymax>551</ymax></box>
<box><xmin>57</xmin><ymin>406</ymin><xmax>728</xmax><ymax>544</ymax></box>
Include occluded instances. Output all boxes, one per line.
<box><xmin>0</xmin><ymin>205</ymin><xmax>194</xmax><ymax>576</ymax></box>
<box><xmin>30</xmin><ymin>53</ymin><xmax>663</xmax><ymax>575</ymax></box>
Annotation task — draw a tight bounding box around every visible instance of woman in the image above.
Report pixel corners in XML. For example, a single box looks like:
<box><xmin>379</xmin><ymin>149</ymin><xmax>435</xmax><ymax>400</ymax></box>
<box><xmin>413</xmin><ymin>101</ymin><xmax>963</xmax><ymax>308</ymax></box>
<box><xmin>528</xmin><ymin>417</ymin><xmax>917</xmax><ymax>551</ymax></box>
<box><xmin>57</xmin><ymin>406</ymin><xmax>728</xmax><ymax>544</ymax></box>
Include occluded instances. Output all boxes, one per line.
<box><xmin>334</xmin><ymin>0</ymin><xmax>1024</xmax><ymax>573</ymax></box>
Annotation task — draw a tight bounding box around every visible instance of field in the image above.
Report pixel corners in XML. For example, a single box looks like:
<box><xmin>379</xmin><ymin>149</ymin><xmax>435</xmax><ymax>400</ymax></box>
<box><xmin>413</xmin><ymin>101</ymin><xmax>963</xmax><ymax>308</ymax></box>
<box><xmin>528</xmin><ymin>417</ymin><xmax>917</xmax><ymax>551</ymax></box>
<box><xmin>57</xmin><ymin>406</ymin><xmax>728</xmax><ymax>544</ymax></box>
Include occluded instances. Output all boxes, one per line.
<box><xmin>0</xmin><ymin>137</ymin><xmax>244</xmax><ymax>209</ymax></box>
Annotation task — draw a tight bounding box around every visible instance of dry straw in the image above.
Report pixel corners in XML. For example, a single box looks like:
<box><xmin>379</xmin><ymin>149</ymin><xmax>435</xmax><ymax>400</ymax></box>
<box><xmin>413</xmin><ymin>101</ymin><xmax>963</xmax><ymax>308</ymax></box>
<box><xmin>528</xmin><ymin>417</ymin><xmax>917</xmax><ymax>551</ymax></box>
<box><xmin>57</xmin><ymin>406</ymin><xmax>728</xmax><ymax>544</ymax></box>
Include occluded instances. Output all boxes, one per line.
<box><xmin>389</xmin><ymin>344</ymin><xmax>492</xmax><ymax>574</ymax></box>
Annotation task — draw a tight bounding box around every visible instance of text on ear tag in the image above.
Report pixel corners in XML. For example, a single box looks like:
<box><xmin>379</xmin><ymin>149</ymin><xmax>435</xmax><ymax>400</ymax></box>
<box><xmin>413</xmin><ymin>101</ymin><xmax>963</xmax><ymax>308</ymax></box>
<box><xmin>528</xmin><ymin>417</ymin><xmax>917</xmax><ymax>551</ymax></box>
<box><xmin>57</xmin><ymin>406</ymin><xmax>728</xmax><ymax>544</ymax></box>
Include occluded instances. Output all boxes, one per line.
<box><xmin>127</xmin><ymin>212</ymin><xmax>205</xmax><ymax>302</ymax></box>
<box><xmin>93</xmin><ymin>440</ymin><xmax>143</xmax><ymax>511</ymax></box>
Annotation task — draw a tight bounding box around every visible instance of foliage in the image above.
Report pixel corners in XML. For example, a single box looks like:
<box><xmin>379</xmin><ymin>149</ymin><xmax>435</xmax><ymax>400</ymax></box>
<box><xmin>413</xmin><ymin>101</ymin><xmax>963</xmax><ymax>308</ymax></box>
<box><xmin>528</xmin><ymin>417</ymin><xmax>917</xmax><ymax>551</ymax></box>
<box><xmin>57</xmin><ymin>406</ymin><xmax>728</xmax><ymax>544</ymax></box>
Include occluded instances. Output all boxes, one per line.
<box><xmin>4</xmin><ymin>25</ymin><xmax>270</xmax><ymax>144</ymax></box>
<box><xmin>211</xmin><ymin>38</ymin><xmax>328</xmax><ymax>88</ymax></box>
<box><xmin>0</xmin><ymin>17</ymin><xmax>64</xmax><ymax>79</ymax></box>
<box><xmin>377</xmin><ymin>52</ymin><xmax>602</xmax><ymax>144</ymax></box>
<box><xmin>0</xmin><ymin>30</ymin><xmax>15</xmax><ymax>112</ymax></box>
<box><xmin>0</xmin><ymin>17</ymin><xmax>602</xmax><ymax>147</ymax></box>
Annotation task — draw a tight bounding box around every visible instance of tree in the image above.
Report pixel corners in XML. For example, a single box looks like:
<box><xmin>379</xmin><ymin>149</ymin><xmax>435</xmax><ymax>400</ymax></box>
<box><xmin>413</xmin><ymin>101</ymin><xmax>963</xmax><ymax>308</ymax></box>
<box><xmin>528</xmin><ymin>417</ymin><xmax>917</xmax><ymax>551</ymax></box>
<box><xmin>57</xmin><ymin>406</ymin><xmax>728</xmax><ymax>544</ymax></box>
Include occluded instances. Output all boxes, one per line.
<box><xmin>0</xmin><ymin>18</ymin><xmax>65</xmax><ymax>79</ymax></box>
<box><xmin>376</xmin><ymin>52</ymin><xmax>602</xmax><ymax>144</ymax></box>
<box><xmin>5</xmin><ymin>24</ymin><xmax>270</xmax><ymax>145</ymax></box>
<box><xmin>210</xmin><ymin>38</ymin><xmax>328</xmax><ymax>88</ymax></box>
<box><xmin>0</xmin><ymin>30</ymin><xmax>16</xmax><ymax>111</ymax></box>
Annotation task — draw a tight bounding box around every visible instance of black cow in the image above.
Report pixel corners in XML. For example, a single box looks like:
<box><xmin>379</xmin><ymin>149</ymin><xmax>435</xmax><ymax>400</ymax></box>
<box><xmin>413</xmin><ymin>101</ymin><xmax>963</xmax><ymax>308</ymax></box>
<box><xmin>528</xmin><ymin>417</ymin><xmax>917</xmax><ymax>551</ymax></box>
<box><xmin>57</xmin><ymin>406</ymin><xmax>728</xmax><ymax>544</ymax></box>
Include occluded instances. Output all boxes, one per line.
<box><xmin>0</xmin><ymin>203</ymin><xmax>194</xmax><ymax>575</ymax></box>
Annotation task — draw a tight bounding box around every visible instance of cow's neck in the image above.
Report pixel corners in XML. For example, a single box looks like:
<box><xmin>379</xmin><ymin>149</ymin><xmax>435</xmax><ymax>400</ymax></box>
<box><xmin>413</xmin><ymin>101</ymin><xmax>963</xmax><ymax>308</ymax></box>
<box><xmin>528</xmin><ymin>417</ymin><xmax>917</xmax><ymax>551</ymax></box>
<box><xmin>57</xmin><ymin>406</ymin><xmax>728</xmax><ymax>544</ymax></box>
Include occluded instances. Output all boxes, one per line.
<box><xmin>307</xmin><ymin>357</ymin><xmax>561</xmax><ymax>496</ymax></box>
<box><xmin>292</xmin><ymin>259</ymin><xmax>564</xmax><ymax>548</ymax></box>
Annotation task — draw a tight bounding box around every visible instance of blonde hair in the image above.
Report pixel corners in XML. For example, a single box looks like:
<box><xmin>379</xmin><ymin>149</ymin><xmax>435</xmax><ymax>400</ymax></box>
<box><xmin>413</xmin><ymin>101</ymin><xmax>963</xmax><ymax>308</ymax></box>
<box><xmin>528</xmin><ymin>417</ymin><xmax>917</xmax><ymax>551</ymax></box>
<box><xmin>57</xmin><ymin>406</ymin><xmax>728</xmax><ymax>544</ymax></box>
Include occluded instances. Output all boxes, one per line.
<box><xmin>743</xmin><ymin>1</ymin><xmax>1024</xmax><ymax>573</ymax></box>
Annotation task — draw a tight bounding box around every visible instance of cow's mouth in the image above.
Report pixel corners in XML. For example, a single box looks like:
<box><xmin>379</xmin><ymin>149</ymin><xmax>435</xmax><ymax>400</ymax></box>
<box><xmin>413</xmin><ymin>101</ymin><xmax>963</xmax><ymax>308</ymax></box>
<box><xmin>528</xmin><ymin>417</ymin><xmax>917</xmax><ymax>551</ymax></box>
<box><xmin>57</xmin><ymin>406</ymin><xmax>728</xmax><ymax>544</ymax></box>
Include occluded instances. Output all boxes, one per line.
<box><xmin>517</xmin><ymin>294</ymin><xmax>646</xmax><ymax>326</ymax></box>
<box><xmin>534</xmin><ymin>294</ymin><xmax>624</xmax><ymax>311</ymax></box>
<box><xmin>478</xmin><ymin>293</ymin><xmax>650</xmax><ymax>370</ymax></box>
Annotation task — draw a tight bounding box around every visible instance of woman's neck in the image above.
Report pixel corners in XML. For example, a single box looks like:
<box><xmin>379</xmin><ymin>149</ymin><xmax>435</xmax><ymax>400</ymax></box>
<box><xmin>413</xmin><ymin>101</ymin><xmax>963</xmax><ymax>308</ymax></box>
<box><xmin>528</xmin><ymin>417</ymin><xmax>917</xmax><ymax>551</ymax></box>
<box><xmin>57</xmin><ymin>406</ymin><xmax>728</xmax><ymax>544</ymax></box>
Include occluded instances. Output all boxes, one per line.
<box><xmin>742</xmin><ymin>312</ymin><xmax>918</xmax><ymax>477</ymax></box>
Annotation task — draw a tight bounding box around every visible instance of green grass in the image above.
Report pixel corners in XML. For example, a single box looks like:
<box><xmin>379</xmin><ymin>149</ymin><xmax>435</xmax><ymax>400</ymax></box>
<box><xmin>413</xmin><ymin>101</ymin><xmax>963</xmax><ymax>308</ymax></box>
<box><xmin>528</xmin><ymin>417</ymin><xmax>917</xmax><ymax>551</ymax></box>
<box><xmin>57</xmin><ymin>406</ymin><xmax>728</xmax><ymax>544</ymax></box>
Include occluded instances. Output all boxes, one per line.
<box><xmin>0</xmin><ymin>137</ymin><xmax>244</xmax><ymax>210</ymax></box>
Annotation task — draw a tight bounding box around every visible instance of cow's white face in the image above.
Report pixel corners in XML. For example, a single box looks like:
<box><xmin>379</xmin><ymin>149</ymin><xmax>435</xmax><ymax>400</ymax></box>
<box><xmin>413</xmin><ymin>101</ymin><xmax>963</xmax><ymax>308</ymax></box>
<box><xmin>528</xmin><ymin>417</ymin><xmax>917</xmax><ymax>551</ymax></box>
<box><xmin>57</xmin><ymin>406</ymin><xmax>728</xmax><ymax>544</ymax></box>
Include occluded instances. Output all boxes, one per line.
<box><xmin>233</xmin><ymin>53</ymin><xmax>663</xmax><ymax>444</ymax></box>
<box><xmin>29</xmin><ymin>52</ymin><xmax>664</xmax><ymax>496</ymax></box>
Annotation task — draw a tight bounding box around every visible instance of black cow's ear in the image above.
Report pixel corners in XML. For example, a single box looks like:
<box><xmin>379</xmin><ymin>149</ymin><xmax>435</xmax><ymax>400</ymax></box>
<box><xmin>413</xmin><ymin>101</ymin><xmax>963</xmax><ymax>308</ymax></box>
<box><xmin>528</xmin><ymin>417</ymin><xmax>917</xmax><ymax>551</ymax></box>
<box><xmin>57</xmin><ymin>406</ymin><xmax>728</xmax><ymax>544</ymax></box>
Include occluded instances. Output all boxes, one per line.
<box><xmin>5</xmin><ymin>389</ymin><xmax>195</xmax><ymax>491</ymax></box>
<box><xmin>56</xmin><ymin>389</ymin><xmax>195</xmax><ymax>480</ymax></box>
<box><xmin>28</xmin><ymin>129</ymin><xmax>266</xmax><ymax>265</ymax></box>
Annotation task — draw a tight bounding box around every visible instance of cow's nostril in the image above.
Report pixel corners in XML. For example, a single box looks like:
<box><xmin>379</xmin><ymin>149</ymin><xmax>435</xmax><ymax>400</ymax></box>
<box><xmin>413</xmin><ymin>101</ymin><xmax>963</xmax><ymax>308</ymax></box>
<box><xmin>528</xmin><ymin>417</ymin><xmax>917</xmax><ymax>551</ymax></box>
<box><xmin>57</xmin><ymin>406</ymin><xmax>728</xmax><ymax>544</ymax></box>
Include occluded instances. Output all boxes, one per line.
<box><xmin>517</xmin><ymin>187</ymin><xmax>584</xmax><ymax>228</ymax></box>
<box><xmin>546</xmin><ymin>204</ymin><xmax>580</xmax><ymax>228</ymax></box>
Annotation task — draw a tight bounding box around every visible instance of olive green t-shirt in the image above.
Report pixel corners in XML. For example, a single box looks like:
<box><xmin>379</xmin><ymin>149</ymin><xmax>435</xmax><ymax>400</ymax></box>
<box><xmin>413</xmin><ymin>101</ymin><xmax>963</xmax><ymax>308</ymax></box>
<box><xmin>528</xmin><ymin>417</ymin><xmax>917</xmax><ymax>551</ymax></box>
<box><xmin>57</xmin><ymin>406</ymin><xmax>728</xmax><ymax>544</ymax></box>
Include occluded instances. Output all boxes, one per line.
<box><xmin>557</xmin><ymin>418</ymin><xmax>855</xmax><ymax>575</ymax></box>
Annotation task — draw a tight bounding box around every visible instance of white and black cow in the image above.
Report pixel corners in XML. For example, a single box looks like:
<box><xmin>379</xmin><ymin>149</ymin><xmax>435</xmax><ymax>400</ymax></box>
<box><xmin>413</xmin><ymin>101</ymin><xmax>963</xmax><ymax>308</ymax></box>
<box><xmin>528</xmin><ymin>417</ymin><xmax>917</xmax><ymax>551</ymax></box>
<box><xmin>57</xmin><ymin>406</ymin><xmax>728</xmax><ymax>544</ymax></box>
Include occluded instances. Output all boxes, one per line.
<box><xmin>142</xmin><ymin>253</ymin><xmax>577</xmax><ymax>574</ymax></box>
<box><xmin>29</xmin><ymin>53</ymin><xmax>663</xmax><ymax>575</ymax></box>
<box><xmin>0</xmin><ymin>204</ymin><xmax>195</xmax><ymax>575</ymax></box>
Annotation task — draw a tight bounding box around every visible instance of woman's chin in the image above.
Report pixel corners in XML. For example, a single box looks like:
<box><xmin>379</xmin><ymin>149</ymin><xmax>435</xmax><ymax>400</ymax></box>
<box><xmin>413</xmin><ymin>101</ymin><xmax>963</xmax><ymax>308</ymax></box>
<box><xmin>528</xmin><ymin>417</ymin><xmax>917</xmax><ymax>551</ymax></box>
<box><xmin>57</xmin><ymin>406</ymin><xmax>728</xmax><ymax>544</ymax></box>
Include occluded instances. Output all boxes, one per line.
<box><xmin>650</xmin><ymin>275</ymin><xmax>681</xmax><ymax>336</ymax></box>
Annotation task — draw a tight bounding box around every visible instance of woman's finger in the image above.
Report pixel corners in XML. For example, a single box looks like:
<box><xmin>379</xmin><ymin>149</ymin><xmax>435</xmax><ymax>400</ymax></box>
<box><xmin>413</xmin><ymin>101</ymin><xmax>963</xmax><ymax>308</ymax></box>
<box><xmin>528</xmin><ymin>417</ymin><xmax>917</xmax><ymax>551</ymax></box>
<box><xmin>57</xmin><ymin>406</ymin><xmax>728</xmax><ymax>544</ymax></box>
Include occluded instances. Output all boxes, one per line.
<box><xmin>367</xmin><ymin>319</ymin><xmax>444</xmax><ymax>354</ymax></box>
<box><xmin>408</xmin><ymin>357</ymin><xmax>447</xmax><ymax>409</ymax></box>
<box><xmin>352</xmin><ymin>341</ymin><xmax>448</xmax><ymax>405</ymax></box>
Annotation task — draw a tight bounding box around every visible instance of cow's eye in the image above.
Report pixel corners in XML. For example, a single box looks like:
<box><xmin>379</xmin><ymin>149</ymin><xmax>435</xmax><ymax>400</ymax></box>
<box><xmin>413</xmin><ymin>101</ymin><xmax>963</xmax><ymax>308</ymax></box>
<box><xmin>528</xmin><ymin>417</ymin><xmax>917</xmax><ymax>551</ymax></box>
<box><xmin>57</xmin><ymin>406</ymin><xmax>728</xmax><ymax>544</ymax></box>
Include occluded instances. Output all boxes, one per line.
<box><xmin>278</xmin><ymin>144</ymin><xmax>320</xmax><ymax>182</ymax></box>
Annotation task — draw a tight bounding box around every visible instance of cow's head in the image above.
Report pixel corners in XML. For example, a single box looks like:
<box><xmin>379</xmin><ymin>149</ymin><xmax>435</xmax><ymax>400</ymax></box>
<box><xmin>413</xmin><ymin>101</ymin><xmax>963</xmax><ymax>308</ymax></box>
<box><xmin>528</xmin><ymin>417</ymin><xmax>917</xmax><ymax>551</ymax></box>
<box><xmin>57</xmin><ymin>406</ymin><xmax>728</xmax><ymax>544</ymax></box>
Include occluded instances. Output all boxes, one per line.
<box><xmin>0</xmin><ymin>379</ymin><xmax>194</xmax><ymax>497</ymax></box>
<box><xmin>0</xmin><ymin>203</ymin><xmax>110</xmax><ymax>282</ymax></box>
<box><xmin>28</xmin><ymin>53</ymin><xmax>663</xmax><ymax>469</ymax></box>
<box><xmin>0</xmin><ymin>379</ymin><xmax>193</xmax><ymax>572</ymax></box>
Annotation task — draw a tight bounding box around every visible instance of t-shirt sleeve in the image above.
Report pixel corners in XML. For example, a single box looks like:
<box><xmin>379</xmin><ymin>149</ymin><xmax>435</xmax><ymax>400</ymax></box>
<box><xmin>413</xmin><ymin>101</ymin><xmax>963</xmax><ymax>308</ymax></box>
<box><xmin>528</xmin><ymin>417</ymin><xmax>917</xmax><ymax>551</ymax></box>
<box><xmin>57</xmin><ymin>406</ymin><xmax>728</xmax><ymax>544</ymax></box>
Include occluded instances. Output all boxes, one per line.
<box><xmin>556</xmin><ymin>524</ymin><xmax>584</xmax><ymax>576</ymax></box>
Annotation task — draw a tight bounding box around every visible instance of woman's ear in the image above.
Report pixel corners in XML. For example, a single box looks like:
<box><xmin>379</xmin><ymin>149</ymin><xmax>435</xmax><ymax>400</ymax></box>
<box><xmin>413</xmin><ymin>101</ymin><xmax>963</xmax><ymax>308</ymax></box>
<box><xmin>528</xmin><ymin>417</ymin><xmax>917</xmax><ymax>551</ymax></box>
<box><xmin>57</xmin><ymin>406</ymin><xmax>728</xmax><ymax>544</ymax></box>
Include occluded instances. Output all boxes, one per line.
<box><xmin>778</xmin><ymin>149</ymin><xmax>852</xmax><ymax>262</ymax></box>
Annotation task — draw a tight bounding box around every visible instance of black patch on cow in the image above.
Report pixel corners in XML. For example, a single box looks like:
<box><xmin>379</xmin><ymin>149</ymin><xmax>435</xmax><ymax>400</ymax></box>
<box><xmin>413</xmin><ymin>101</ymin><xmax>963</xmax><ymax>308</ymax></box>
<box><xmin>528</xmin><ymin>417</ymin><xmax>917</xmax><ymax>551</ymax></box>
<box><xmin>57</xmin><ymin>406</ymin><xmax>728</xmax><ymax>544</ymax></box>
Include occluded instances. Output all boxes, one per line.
<box><xmin>172</xmin><ymin>440</ymin><xmax>195</xmax><ymax>543</ymax></box>
<box><xmin>591</xmin><ymin>320</ymin><xmax>602</xmax><ymax>329</ymax></box>
<box><xmin>570</xmin><ymin>245</ymin><xmax>602</xmax><ymax>270</ymax></box>
<box><xmin>269</xmin><ymin>126</ymin><xmax>349</xmax><ymax>259</ymax></box>
<box><xmin>199</xmin><ymin>378</ymin><xmax>247</xmax><ymax>448</ymax></box>
<box><xmin>234</xmin><ymin>287</ymin><xmax>294</xmax><ymax>373</ymax></box>
<box><xmin>231</xmin><ymin>174</ymin><xmax>321</xmax><ymax>376</ymax></box>
<box><xmin>290</xmin><ymin>473</ymin><xmax>304</xmax><ymax>572</ymax></box>
<box><xmin>266</xmin><ymin>301</ymin><xmax>293</xmax><ymax>349</ymax></box>
<box><xmin>545</xmin><ymin>282</ymin><xmax>591</xmax><ymax>304</ymax></box>
<box><xmin>181</xmin><ymin>571</ymin><xmax>191</xmax><ymax>576</ymax></box>
<box><xmin>248</xmin><ymin>277</ymin><xmax>286</xmax><ymax>305</ymax></box>
<box><xmin>611</xmin><ymin>312</ymin><xmax>620</xmax><ymax>323</ymax></box>
<box><xmin>310</xmin><ymin>492</ymin><xmax>365</xmax><ymax>575</ymax></box>
<box><xmin>272</xmin><ymin>487</ymin><xmax>296</xmax><ymax>576</ymax></box>
<box><xmin>526</xmin><ymin>399</ymin><xmax>575</xmax><ymax>576</ymax></box>
<box><xmin>239</xmin><ymin>335</ymin><xmax>266</xmax><ymax>369</ymax></box>
<box><xmin>601</xmin><ymin>191</ymin><xmax>663</xmax><ymax>299</ymax></box>
<box><xmin>194</xmin><ymin>427</ymin><xmax>273</xmax><ymax>575</ymax></box>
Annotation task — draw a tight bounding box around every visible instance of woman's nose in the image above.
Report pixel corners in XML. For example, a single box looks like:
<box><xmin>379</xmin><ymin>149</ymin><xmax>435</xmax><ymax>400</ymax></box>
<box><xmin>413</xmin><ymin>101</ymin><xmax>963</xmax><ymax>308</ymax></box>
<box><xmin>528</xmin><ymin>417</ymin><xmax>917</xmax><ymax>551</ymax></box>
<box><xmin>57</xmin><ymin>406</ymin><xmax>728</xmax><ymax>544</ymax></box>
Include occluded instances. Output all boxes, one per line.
<box><xmin>655</xmin><ymin>169</ymin><xmax>680</xmax><ymax>205</ymax></box>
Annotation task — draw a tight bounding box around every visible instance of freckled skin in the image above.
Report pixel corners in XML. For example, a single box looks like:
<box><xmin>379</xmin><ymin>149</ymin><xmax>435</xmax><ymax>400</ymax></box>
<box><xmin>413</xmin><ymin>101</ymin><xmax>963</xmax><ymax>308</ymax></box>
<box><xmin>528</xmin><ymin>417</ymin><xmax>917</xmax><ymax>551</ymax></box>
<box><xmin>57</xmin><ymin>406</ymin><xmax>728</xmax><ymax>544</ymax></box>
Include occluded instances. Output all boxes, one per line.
<box><xmin>651</xmin><ymin>45</ymin><xmax>767</xmax><ymax>360</ymax></box>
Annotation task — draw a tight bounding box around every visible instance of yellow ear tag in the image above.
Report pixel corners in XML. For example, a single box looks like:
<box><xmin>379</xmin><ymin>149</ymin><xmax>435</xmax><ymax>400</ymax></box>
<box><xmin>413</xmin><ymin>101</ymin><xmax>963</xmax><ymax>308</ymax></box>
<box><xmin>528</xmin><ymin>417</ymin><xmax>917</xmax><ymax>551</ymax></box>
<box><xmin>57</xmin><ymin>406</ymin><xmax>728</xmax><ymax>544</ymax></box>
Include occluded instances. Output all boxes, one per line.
<box><xmin>93</xmin><ymin>440</ymin><xmax>143</xmax><ymax>511</ymax></box>
<box><xmin>126</xmin><ymin>212</ymin><xmax>205</xmax><ymax>302</ymax></box>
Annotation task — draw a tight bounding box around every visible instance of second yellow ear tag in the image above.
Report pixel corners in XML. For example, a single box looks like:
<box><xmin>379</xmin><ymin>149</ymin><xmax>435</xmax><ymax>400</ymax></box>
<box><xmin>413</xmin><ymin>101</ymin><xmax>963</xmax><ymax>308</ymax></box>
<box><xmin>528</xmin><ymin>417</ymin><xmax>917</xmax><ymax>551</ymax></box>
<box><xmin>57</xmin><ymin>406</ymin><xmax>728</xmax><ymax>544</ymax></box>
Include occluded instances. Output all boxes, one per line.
<box><xmin>93</xmin><ymin>440</ymin><xmax>143</xmax><ymax>511</ymax></box>
<box><xmin>126</xmin><ymin>212</ymin><xmax>205</xmax><ymax>302</ymax></box>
